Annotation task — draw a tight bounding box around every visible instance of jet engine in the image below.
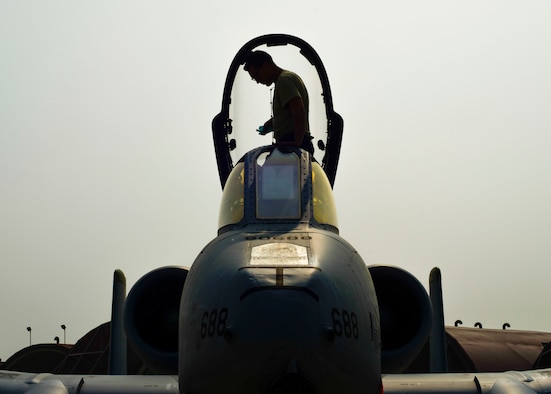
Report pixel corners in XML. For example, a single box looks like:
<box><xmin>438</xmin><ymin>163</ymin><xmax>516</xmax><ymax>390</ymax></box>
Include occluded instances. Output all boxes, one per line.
<box><xmin>368</xmin><ymin>265</ymin><xmax>432</xmax><ymax>373</ymax></box>
<box><xmin>124</xmin><ymin>266</ymin><xmax>189</xmax><ymax>374</ymax></box>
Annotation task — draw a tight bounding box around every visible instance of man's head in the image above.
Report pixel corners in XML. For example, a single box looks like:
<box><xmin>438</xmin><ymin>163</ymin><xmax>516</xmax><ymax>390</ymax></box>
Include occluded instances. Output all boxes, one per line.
<box><xmin>244</xmin><ymin>50</ymin><xmax>279</xmax><ymax>86</ymax></box>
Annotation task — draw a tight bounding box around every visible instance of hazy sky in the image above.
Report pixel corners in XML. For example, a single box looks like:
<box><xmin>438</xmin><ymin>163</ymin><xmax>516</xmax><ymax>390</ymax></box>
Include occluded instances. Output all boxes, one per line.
<box><xmin>1</xmin><ymin>1</ymin><xmax>550</xmax><ymax>361</ymax></box>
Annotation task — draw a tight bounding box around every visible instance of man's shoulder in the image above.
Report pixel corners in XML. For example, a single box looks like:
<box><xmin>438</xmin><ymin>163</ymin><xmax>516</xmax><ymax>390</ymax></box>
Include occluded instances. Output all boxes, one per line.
<box><xmin>277</xmin><ymin>70</ymin><xmax>306</xmax><ymax>93</ymax></box>
<box><xmin>279</xmin><ymin>70</ymin><xmax>302</xmax><ymax>82</ymax></box>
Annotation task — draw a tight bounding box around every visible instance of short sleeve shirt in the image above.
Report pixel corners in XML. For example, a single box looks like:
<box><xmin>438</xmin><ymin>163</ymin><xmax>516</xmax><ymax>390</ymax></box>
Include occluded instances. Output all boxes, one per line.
<box><xmin>272</xmin><ymin>70</ymin><xmax>309</xmax><ymax>141</ymax></box>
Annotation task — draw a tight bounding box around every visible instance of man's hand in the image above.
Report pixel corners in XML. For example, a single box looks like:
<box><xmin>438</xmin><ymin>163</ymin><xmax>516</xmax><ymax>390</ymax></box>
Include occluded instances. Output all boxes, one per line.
<box><xmin>257</xmin><ymin>118</ymin><xmax>273</xmax><ymax>135</ymax></box>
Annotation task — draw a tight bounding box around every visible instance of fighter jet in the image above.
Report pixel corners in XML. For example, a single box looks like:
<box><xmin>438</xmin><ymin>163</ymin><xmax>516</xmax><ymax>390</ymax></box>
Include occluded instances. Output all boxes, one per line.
<box><xmin>2</xmin><ymin>34</ymin><xmax>551</xmax><ymax>394</ymax></box>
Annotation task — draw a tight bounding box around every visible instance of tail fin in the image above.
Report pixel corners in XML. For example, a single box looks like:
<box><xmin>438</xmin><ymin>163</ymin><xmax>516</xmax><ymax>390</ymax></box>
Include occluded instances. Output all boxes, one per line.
<box><xmin>109</xmin><ymin>269</ymin><xmax>127</xmax><ymax>374</ymax></box>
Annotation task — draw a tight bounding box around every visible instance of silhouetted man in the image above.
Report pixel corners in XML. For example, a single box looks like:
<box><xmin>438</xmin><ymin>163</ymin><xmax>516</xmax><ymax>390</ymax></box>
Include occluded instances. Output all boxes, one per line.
<box><xmin>244</xmin><ymin>50</ymin><xmax>314</xmax><ymax>154</ymax></box>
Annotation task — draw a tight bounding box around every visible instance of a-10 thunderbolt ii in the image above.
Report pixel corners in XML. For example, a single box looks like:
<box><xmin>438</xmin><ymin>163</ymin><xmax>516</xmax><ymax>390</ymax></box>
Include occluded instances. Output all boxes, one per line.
<box><xmin>2</xmin><ymin>34</ymin><xmax>551</xmax><ymax>394</ymax></box>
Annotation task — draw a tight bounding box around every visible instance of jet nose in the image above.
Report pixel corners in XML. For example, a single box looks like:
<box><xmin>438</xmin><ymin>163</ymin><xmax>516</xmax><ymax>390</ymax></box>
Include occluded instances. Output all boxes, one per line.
<box><xmin>257</xmin><ymin>350</ymin><xmax>321</xmax><ymax>394</ymax></box>
<box><xmin>270</xmin><ymin>373</ymin><xmax>316</xmax><ymax>394</ymax></box>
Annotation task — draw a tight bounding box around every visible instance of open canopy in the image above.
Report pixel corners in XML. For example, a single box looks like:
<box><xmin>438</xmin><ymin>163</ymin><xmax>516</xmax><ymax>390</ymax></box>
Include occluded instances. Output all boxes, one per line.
<box><xmin>212</xmin><ymin>34</ymin><xmax>343</xmax><ymax>189</ymax></box>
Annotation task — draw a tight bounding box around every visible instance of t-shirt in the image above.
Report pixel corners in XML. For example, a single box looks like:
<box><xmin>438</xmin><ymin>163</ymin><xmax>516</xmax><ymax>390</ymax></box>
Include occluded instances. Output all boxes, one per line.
<box><xmin>272</xmin><ymin>70</ymin><xmax>310</xmax><ymax>141</ymax></box>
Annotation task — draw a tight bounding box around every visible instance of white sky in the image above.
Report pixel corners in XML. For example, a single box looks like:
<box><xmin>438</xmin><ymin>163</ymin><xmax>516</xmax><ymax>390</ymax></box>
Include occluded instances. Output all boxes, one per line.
<box><xmin>1</xmin><ymin>1</ymin><xmax>550</xmax><ymax>361</ymax></box>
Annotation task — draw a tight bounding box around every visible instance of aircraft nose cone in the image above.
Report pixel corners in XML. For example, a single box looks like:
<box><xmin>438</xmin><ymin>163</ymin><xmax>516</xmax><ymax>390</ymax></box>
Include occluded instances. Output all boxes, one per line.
<box><xmin>270</xmin><ymin>373</ymin><xmax>315</xmax><ymax>394</ymax></box>
<box><xmin>256</xmin><ymin>348</ymin><xmax>322</xmax><ymax>394</ymax></box>
<box><xmin>268</xmin><ymin>357</ymin><xmax>316</xmax><ymax>394</ymax></box>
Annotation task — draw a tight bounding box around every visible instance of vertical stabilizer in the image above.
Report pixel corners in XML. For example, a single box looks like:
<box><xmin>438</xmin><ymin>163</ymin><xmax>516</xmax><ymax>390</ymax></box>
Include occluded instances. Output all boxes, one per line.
<box><xmin>429</xmin><ymin>267</ymin><xmax>448</xmax><ymax>372</ymax></box>
<box><xmin>109</xmin><ymin>269</ymin><xmax>127</xmax><ymax>374</ymax></box>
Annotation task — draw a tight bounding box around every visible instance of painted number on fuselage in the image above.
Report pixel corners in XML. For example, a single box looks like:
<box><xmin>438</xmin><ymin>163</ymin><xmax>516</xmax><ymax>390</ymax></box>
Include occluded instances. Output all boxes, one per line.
<box><xmin>200</xmin><ymin>307</ymin><xmax>228</xmax><ymax>338</ymax></box>
<box><xmin>331</xmin><ymin>308</ymin><xmax>359</xmax><ymax>339</ymax></box>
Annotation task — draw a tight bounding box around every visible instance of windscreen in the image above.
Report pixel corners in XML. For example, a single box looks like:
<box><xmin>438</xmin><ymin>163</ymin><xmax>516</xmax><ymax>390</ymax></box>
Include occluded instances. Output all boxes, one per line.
<box><xmin>256</xmin><ymin>150</ymin><xmax>301</xmax><ymax>220</ymax></box>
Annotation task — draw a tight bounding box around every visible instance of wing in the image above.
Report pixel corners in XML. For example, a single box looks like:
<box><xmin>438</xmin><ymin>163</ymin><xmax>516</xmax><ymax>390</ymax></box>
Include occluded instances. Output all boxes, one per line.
<box><xmin>383</xmin><ymin>369</ymin><xmax>551</xmax><ymax>394</ymax></box>
<box><xmin>0</xmin><ymin>370</ymin><xmax>178</xmax><ymax>394</ymax></box>
<box><xmin>4</xmin><ymin>369</ymin><xmax>551</xmax><ymax>394</ymax></box>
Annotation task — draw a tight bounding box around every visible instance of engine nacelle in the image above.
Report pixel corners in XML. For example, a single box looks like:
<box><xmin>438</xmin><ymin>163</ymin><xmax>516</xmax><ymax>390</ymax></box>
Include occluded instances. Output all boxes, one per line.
<box><xmin>368</xmin><ymin>265</ymin><xmax>432</xmax><ymax>373</ymax></box>
<box><xmin>124</xmin><ymin>266</ymin><xmax>189</xmax><ymax>374</ymax></box>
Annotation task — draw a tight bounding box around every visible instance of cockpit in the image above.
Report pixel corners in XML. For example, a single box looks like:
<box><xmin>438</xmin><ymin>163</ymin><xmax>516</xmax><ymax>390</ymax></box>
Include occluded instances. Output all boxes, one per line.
<box><xmin>218</xmin><ymin>146</ymin><xmax>338</xmax><ymax>234</ymax></box>
<box><xmin>212</xmin><ymin>34</ymin><xmax>343</xmax><ymax>191</ymax></box>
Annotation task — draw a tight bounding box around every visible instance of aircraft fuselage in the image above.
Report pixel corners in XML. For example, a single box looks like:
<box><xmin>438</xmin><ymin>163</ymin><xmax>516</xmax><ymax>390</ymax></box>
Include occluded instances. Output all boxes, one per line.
<box><xmin>179</xmin><ymin>224</ymin><xmax>381</xmax><ymax>393</ymax></box>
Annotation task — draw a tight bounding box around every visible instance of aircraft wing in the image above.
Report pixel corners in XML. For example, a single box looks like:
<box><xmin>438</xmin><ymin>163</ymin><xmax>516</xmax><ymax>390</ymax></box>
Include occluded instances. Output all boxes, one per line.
<box><xmin>383</xmin><ymin>369</ymin><xmax>551</xmax><ymax>394</ymax></box>
<box><xmin>0</xmin><ymin>370</ymin><xmax>178</xmax><ymax>394</ymax></box>
<box><xmin>3</xmin><ymin>369</ymin><xmax>551</xmax><ymax>394</ymax></box>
